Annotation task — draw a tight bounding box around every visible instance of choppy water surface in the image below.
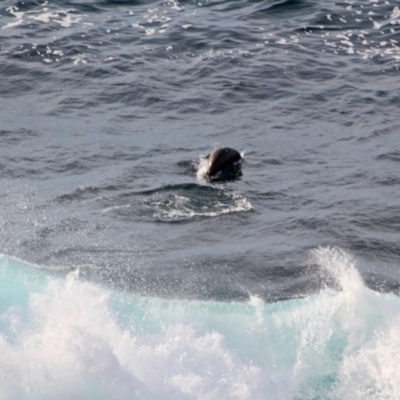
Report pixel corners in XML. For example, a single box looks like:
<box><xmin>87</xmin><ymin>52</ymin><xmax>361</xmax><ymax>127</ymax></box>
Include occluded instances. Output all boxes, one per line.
<box><xmin>1</xmin><ymin>0</ymin><xmax>400</xmax><ymax>398</ymax></box>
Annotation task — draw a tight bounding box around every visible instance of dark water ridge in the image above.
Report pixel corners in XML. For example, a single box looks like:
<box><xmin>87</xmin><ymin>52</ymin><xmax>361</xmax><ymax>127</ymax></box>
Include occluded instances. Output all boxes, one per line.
<box><xmin>0</xmin><ymin>0</ymin><xmax>400</xmax><ymax>302</ymax></box>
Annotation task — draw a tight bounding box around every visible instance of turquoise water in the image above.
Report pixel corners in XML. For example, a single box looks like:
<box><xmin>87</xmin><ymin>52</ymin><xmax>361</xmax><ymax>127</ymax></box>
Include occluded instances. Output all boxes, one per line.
<box><xmin>1</xmin><ymin>248</ymin><xmax>399</xmax><ymax>400</ymax></box>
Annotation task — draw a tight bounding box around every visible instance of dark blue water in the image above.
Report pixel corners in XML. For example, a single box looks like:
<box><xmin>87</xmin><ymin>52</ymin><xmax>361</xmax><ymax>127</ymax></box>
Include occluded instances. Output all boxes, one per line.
<box><xmin>1</xmin><ymin>0</ymin><xmax>400</xmax><ymax>398</ymax></box>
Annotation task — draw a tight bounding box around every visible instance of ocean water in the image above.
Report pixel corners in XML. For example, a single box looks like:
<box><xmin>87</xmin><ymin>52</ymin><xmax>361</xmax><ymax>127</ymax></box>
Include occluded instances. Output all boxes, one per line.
<box><xmin>1</xmin><ymin>0</ymin><xmax>400</xmax><ymax>398</ymax></box>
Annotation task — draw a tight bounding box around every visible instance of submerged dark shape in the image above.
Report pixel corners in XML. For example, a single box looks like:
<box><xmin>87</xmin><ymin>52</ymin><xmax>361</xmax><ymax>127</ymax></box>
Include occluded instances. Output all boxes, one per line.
<box><xmin>206</xmin><ymin>147</ymin><xmax>242</xmax><ymax>180</ymax></box>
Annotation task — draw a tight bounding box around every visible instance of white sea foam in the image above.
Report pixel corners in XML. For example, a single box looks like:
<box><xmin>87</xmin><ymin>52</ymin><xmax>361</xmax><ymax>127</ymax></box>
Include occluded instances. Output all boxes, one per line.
<box><xmin>148</xmin><ymin>191</ymin><xmax>252</xmax><ymax>220</ymax></box>
<box><xmin>195</xmin><ymin>156</ymin><xmax>209</xmax><ymax>181</ymax></box>
<box><xmin>0</xmin><ymin>263</ymin><xmax>271</xmax><ymax>399</ymax></box>
<box><xmin>1</xmin><ymin>249</ymin><xmax>400</xmax><ymax>399</ymax></box>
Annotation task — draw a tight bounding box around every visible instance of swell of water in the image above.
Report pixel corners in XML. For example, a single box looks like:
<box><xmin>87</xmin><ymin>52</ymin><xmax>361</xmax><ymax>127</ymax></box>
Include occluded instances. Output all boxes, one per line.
<box><xmin>1</xmin><ymin>247</ymin><xmax>400</xmax><ymax>400</ymax></box>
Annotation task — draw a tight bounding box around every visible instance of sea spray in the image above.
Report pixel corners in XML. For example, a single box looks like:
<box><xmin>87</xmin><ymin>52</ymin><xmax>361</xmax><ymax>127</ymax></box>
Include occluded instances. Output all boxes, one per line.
<box><xmin>1</xmin><ymin>249</ymin><xmax>400</xmax><ymax>399</ymax></box>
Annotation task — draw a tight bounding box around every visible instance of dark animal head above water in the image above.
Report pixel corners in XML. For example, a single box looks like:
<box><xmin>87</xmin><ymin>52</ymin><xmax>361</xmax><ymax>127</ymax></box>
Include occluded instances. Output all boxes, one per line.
<box><xmin>206</xmin><ymin>147</ymin><xmax>242</xmax><ymax>180</ymax></box>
